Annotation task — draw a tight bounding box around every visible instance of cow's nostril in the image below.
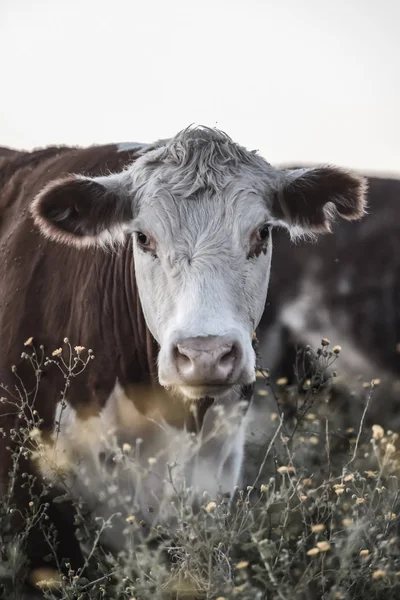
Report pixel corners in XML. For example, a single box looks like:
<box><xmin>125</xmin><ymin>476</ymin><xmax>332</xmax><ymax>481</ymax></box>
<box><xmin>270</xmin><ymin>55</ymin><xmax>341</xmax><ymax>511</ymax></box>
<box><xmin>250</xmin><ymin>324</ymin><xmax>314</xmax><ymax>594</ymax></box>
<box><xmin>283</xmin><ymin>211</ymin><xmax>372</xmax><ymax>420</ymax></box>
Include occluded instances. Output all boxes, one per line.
<box><xmin>220</xmin><ymin>345</ymin><xmax>236</xmax><ymax>364</ymax></box>
<box><xmin>175</xmin><ymin>345</ymin><xmax>192</xmax><ymax>365</ymax></box>
<box><xmin>173</xmin><ymin>336</ymin><xmax>242</xmax><ymax>385</ymax></box>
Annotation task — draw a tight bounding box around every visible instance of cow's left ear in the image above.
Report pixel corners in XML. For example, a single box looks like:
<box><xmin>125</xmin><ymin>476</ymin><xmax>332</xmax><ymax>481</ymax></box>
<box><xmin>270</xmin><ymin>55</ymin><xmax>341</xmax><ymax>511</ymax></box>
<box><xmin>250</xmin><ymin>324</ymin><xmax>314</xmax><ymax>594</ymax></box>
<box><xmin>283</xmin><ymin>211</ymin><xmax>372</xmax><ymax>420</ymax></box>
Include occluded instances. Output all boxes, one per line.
<box><xmin>31</xmin><ymin>174</ymin><xmax>134</xmax><ymax>247</ymax></box>
<box><xmin>271</xmin><ymin>166</ymin><xmax>367</xmax><ymax>237</ymax></box>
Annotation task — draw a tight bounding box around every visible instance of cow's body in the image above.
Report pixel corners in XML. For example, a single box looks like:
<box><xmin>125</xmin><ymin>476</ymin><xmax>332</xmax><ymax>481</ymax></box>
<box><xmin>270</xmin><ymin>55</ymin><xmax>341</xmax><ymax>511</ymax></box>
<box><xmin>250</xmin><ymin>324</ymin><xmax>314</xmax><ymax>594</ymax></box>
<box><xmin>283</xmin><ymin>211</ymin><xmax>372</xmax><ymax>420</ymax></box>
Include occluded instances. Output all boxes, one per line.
<box><xmin>257</xmin><ymin>173</ymin><xmax>400</xmax><ymax>427</ymax></box>
<box><xmin>0</xmin><ymin>128</ymin><xmax>366</xmax><ymax>579</ymax></box>
<box><xmin>0</xmin><ymin>142</ymin><xmax>248</xmax><ymax>556</ymax></box>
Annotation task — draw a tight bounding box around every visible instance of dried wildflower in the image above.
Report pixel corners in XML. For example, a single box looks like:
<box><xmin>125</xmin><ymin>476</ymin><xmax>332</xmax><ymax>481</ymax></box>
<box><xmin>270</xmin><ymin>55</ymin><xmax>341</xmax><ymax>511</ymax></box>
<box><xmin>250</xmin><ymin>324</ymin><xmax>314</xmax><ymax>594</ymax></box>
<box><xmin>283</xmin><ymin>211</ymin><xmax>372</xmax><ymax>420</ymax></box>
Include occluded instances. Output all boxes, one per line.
<box><xmin>364</xmin><ymin>471</ymin><xmax>377</xmax><ymax>478</ymax></box>
<box><xmin>305</xmin><ymin>413</ymin><xmax>317</xmax><ymax>421</ymax></box>
<box><xmin>276</xmin><ymin>377</ymin><xmax>288</xmax><ymax>386</ymax></box>
<box><xmin>355</xmin><ymin>497</ymin><xmax>365</xmax><ymax>505</ymax></box>
<box><xmin>260</xmin><ymin>484</ymin><xmax>268</xmax><ymax>493</ymax></box>
<box><xmin>307</xmin><ymin>547</ymin><xmax>320</xmax><ymax>556</ymax></box>
<box><xmin>321</xmin><ymin>337</ymin><xmax>330</xmax><ymax>346</ymax></box>
<box><xmin>235</xmin><ymin>561</ymin><xmax>249</xmax><ymax>569</ymax></box>
<box><xmin>303</xmin><ymin>478</ymin><xmax>313</xmax><ymax>486</ymax></box>
<box><xmin>30</xmin><ymin>568</ymin><xmax>62</xmax><ymax>589</ymax></box>
<box><xmin>148</xmin><ymin>457</ymin><xmax>157</xmax><ymax>465</ymax></box>
<box><xmin>344</xmin><ymin>474</ymin><xmax>354</xmax><ymax>482</ymax></box>
<box><xmin>360</xmin><ymin>549</ymin><xmax>370</xmax><ymax>557</ymax></box>
<box><xmin>300</xmin><ymin>494</ymin><xmax>308</xmax><ymax>502</ymax></box>
<box><xmin>52</xmin><ymin>348</ymin><xmax>62</xmax><ymax>357</ymax></box>
<box><xmin>122</xmin><ymin>443</ymin><xmax>132</xmax><ymax>453</ymax></box>
<box><xmin>332</xmin><ymin>345</ymin><xmax>342</xmax><ymax>354</ymax></box>
<box><xmin>385</xmin><ymin>443</ymin><xmax>396</xmax><ymax>455</ymax></box>
<box><xmin>309</xmin><ymin>436</ymin><xmax>319</xmax><ymax>445</ymax></box>
<box><xmin>205</xmin><ymin>501</ymin><xmax>217</xmax><ymax>513</ymax></box>
<box><xmin>316</xmin><ymin>541</ymin><xmax>330</xmax><ymax>552</ymax></box>
<box><xmin>35</xmin><ymin>579</ymin><xmax>58</xmax><ymax>590</ymax></box>
<box><xmin>342</xmin><ymin>518</ymin><xmax>353</xmax><ymax>527</ymax></box>
<box><xmin>372</xmin><ymin>424</ymin><xmax>384</xmax><ymax>440</ymax></box>
<box><xmin>362</xmin><ymin>382</ymin><xmax>370</xmax><ymax>388</ymax></box>
<box><xmin>126</xmin><ymin>515</ymin><xmax>136</xmax><ymax>523</ymax></box>
<box><xmin>277</xmin><ymin>465</ymin><xmax>295</xmax><ymax>474</ymax></box>
<box><xmin>372</xmin><ymin>378</ymin><xmax>381</xmax><ymax>386</ymax></box>
<box><xmin>74</xmin><ymin>345</ymin><xmax>85</xmax><ymax>353</ymax></box>
<box><xmin>384</xmin><ymin>512</ymin><xmax>397</xmax><ymax>521</ymax></box>
<box><xmin>311</xmin><ymin>524</ymin><xmax>325</xmax><ymax>533</ymax></box>
<box><xmin>270</xmin><ymin>412</ymin><xmax>278</xmax><ymax>422</ymax></box>
<box><xmin>257</xmin><ymin>389</ymin><xmax>268</xmax><ymax>397</ymax></box>
<box><xmin>29</xmin><ymin>427</ymin><xmax>41</xmax><ymax>440</ymax></box>
<box><xmin>335</xmin><ymin>488</ymin><xmax>345</xmax><ymax>496</ymax></box>
<box><xmin>24</xmin><ymin>337</ymin><xmax>33</xmax><ymax>346</ymax></box>
<box><xmin>371</xmin><ymin>570</ymin><xmax>386</xmax><ymax>580</ymax></box>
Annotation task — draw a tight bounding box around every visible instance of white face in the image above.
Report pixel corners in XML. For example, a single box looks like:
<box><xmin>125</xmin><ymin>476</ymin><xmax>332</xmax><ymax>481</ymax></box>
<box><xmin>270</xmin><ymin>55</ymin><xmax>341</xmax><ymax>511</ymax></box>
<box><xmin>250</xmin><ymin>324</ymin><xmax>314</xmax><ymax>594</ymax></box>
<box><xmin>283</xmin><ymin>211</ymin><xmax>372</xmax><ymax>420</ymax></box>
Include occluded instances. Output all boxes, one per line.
<box><xmin>32</xmin><ymin>127</ymin><xmax>367</xmax><ymax>402</ymax></box>
<box><xmin>132</xmin><ymin>186</ymin><xmax>273</xmax><ymax>399</ymax></box>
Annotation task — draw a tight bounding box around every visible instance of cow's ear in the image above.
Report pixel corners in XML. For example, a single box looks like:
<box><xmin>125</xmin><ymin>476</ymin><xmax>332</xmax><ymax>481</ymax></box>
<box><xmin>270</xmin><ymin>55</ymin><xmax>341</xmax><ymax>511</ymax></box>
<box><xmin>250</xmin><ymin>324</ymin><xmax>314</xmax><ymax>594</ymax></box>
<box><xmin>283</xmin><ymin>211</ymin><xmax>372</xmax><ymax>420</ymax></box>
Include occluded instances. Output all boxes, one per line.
<box><xmin>31</xmin><ymin>174</ymin><xmax>134</xmax><ymax>247</ymax></box>
<box><xmin>271</xmin><ymin>166</ymin><xmax>367</xmax><ymax>238</ymax></box>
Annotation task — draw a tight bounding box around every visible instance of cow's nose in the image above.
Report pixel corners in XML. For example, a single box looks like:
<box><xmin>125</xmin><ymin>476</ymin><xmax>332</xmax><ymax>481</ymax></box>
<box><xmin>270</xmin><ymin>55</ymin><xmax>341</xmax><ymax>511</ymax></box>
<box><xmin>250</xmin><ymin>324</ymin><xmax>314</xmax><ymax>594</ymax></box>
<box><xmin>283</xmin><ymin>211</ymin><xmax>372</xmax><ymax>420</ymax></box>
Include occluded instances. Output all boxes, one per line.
<box><xmin>174</xmin><ymin>336</ymin><xmax>241</xmax><ymax>384</ymax></box>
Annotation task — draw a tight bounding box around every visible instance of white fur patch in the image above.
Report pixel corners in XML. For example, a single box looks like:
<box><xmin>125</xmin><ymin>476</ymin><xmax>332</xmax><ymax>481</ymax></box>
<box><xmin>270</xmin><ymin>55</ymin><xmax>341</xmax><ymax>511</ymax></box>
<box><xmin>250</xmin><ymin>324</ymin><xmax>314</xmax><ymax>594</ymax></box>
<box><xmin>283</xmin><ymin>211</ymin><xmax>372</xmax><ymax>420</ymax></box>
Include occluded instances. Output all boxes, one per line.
<box><xmin>36</xmin><ymin>382</ymin><xmax>247</xmax><ymax>551</ymax></box>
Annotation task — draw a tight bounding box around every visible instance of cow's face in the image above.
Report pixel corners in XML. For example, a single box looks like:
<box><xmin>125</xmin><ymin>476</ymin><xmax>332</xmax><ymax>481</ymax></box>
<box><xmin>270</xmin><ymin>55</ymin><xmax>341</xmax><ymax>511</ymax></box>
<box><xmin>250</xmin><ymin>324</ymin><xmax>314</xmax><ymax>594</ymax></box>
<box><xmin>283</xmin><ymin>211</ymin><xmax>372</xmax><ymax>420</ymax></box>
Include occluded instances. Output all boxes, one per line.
<box><xmin>32</xmin><ymin>127</ymin><xmax>367</xmax><ymax>401</ymax></box>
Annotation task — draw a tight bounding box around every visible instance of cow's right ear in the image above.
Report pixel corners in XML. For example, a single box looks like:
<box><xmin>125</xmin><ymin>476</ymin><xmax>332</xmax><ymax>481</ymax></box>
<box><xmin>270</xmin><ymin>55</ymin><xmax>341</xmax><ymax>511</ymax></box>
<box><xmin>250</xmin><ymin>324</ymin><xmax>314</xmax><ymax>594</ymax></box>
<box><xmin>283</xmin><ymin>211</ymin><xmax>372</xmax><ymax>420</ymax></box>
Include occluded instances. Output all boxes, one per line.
<box><xmin>30</xmin><ymin>174</ymin><xmax>134</xmax><ymax>247</ymax></box>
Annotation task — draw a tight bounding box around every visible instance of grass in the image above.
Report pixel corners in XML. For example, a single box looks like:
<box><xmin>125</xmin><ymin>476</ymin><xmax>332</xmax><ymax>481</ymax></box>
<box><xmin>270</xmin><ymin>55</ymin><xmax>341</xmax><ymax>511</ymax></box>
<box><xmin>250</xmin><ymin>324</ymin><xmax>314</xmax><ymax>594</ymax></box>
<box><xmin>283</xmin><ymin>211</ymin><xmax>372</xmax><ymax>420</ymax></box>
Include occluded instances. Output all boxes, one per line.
<box><xmin>0</xmin><ymin>340</ymin><xmax>399</xmax><ymax>600</ymax></box>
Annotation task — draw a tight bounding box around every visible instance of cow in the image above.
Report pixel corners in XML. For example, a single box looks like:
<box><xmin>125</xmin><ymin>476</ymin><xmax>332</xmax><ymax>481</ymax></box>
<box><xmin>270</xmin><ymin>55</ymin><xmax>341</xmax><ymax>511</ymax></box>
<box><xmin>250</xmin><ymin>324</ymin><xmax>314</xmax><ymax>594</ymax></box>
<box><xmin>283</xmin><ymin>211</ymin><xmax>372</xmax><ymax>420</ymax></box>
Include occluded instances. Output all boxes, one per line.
<box><xmin>255</xmin><ymin>172</ymin><xmax>400</xmax><ymax>430</ymax></box>
<box><xmin>0</xmin><ymin>127</ymin><xmax>366</xmax><ymax>579</ymax></box>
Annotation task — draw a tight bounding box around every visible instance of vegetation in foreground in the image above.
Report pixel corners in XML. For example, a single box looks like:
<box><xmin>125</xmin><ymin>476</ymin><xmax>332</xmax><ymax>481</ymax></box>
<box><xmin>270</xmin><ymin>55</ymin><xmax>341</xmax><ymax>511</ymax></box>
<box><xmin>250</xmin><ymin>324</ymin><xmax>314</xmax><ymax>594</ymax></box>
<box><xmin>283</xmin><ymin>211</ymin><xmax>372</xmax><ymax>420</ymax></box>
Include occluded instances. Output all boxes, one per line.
<box><xmin>0</xmin><ymin>340</ymin><xmax>399</xmax><ymax>600</ymax></box>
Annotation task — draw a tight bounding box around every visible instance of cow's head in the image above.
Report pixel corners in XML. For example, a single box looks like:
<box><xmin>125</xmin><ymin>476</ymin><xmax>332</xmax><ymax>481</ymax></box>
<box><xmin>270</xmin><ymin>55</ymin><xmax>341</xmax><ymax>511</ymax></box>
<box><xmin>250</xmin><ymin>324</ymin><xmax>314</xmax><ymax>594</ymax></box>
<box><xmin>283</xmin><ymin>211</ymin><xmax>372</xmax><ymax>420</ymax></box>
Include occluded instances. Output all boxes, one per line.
<box><xmin>31</xmin><ymin>127</ymin><xmax>367</xmax><ymax>401</ymax></box>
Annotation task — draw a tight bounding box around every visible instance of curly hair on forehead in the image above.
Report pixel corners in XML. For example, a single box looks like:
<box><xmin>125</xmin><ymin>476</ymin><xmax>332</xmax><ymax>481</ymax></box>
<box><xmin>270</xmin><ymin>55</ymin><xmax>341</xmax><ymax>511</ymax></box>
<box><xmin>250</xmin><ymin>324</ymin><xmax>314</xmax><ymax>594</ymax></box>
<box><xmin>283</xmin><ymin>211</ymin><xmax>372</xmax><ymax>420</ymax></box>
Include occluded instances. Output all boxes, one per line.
<box><xmin>173</xmin><ymin>124</ymin><xmax>234</xmax><ymax>144</ymax></box>
<box><xmin>135</xmin><ymin>125</ymin><xmax>270</xmax><ymax>198</ymax></box>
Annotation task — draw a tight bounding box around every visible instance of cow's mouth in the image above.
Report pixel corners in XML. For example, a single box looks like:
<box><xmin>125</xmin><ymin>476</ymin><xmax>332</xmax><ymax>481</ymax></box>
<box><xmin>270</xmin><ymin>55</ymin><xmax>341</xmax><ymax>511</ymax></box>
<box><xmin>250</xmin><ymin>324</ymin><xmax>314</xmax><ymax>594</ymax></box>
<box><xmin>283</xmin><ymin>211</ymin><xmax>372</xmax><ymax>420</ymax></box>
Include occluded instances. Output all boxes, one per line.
<box><xmin>178</xmin><ymin>383</ymin><xmax>233</xmax><ymax>401</ymax></box>
<box><xmin>161</xmin><ymin>383</ymin><xmax>254</xmax><ymax>433</ymax></box>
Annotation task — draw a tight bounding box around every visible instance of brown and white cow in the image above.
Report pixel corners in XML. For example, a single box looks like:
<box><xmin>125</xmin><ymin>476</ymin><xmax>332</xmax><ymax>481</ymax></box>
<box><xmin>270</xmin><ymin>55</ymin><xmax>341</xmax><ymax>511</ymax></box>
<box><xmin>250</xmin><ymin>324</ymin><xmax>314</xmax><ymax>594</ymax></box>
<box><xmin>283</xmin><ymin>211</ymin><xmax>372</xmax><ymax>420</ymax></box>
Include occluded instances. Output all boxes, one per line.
<box><xmin>0</xmin><ymin>127</ymin><xmax>366</xmax><ymax>574</ymax></box>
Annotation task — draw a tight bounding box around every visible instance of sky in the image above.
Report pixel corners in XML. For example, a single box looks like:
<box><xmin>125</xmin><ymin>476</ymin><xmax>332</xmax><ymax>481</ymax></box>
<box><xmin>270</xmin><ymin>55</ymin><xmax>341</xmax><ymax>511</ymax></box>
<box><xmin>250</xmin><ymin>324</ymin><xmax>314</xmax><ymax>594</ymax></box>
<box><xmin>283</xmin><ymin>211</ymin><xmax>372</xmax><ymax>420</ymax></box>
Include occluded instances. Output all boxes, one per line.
<box><xmin>1</xmin><ymin>0</ymin><xmax>399</xmax><ymax>176</ymax></box>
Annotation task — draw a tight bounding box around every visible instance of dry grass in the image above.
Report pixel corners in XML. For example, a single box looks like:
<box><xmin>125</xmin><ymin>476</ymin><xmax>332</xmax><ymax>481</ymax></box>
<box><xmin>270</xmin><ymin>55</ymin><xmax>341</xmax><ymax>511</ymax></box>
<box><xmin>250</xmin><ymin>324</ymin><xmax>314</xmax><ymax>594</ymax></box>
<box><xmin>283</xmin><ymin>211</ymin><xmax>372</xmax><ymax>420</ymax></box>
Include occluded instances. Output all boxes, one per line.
<box><xmin>0</xmin><ymin>340</ymin><xmax>399</xmax><ymax>600</ymax></box>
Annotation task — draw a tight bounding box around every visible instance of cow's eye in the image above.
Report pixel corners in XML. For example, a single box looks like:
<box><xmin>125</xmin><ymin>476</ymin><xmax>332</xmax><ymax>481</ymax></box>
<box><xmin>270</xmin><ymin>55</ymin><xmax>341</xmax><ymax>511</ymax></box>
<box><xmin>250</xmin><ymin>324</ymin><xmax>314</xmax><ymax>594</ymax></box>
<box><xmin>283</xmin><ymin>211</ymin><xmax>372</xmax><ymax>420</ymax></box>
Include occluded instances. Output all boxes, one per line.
<box><xmin>258</xmin><ymin>224</ymin><xmax>270</xmax><ymax>241</ymax></box>
<box><xmin>136</xmin><ymin>232</ymin><xmax>149</xmax><ymax>246</ymax></box>
<box><xmin>135</xmin><ymin>231</ymin><xmax>157</xmax><ymax>255</ymax></box>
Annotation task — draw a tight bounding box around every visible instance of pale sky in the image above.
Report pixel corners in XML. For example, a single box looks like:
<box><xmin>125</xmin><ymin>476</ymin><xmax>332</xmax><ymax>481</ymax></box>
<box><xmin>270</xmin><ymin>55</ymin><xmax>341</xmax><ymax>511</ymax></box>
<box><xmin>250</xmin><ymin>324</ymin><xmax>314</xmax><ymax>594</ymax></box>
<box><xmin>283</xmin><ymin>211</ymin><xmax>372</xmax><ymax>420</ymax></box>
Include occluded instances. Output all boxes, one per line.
<box><xmin>1</xmin><ymin>0</ymin><xmax>399</xmax><ymax>175</ymax></box>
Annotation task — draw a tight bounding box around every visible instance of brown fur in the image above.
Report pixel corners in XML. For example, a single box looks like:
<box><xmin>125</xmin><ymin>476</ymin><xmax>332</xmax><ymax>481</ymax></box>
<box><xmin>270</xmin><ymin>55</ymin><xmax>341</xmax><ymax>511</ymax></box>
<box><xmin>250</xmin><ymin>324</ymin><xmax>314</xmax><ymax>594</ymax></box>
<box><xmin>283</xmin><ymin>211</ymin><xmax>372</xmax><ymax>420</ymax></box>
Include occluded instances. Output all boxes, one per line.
<box><xmin>0</xmin><ymin>143</ymin><xmax>164</xmax><ymax>575</ymax></box>
<box><xmin>273</xmin><ymin>166</ymin><xmax>367</xmax><ymax>233</ymax></box>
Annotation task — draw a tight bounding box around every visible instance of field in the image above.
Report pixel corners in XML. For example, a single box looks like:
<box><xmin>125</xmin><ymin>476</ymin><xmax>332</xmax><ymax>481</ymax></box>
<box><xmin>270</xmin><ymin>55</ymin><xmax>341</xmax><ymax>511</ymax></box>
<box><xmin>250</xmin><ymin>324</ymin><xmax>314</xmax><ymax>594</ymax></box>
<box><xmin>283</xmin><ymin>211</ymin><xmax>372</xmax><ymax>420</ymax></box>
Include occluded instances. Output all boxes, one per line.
<box><xmin>0</xmin><ymin>340</ymin><xmax>399</xmax><ymax>600</ymax></box>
